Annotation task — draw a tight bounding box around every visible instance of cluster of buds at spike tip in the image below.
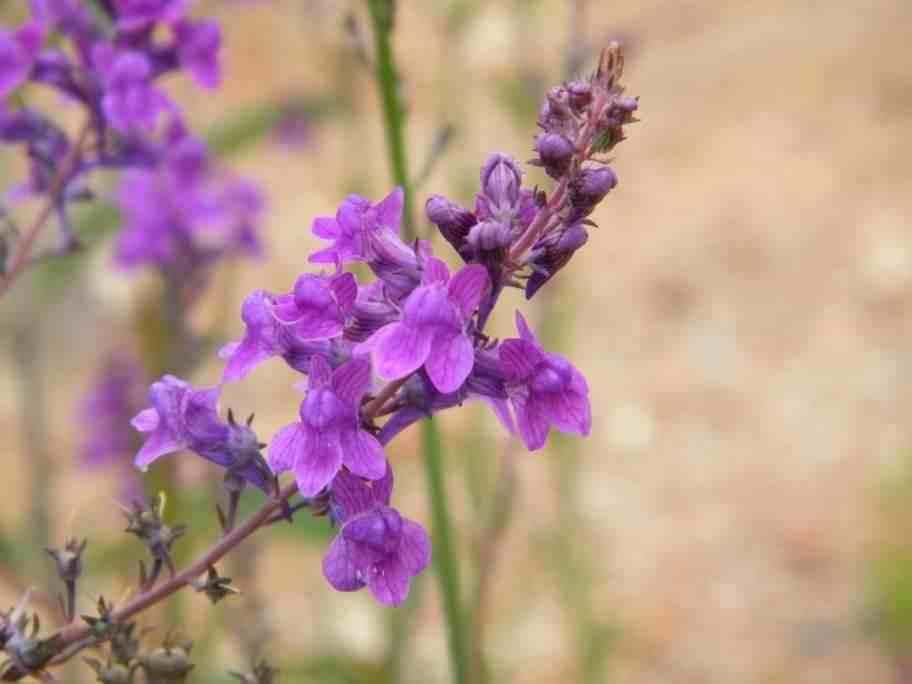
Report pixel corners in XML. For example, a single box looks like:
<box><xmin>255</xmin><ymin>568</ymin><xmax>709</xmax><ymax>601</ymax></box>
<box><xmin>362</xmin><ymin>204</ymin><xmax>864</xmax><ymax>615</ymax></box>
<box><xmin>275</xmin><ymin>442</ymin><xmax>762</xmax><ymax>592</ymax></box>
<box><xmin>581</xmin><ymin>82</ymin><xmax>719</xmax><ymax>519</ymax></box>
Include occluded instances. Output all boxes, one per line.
<box><xmin>425</xmin><ymin>42</ymin><xmax>639</xmax><ymax>301</ymax></box>
<box><xmin>123</xmin><ymin>495</ymin><xmax>186</xmax><ymax>586</ymax></box>
<box><xmin>137</xmin><ymin>637</ymin><xmax>194</xmax><ymax>684</ymax></box>
<box><xmin>0</xmin><ymin>593</ymin><xmax>61</xmax><ymax>679</ymax></box>
<box><xmin>230</xmin><ymin>659</ymin><xmax>278</xmax><ymax>684</ymax></box>
<box><xmin>46</xmin><ymin>537</ymin><xmax>87</xmax><ymax>623</ymax></box>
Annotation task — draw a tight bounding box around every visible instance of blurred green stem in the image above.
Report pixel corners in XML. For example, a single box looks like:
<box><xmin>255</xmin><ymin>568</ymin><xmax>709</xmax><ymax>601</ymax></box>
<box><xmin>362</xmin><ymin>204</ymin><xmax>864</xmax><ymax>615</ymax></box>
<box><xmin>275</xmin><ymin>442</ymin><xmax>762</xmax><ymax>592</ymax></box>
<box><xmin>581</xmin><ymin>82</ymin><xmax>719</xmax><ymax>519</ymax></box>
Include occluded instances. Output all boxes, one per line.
<box><xmin>366</xmin><ymin>0</ymin><xmax>414</xmax><ymax>237</ymax></box>
<box><xmin>365</xmin><ymin>4</ymin><xmax>467</xmax><ymax>682</ymax></box>
<box><xmin>13</xmin><ymin>327</ymin><xmax>51</xmax><ymax>582</ymax></box>
<box><xmin>422</xmin><ymin>419</ymin><xmax>468</xmax><ymax>684</ymax></box>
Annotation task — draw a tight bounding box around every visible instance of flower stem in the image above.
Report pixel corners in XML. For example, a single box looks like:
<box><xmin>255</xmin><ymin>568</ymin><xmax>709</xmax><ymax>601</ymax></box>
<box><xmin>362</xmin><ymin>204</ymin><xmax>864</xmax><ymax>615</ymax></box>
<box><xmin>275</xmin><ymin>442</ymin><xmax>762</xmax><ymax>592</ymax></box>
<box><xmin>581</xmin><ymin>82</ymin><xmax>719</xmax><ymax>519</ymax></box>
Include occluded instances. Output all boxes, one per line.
<box><xmin>0</xmin><ymin>122</ymin><xmax>91</xmax><ymax>298</ymax></box>
<box><xmin>365</xmin><ymin>0</ymin><xmax>414</xmax><ymax>238</ymax></box>
<box><xmin>422</xmin><ymin>419</ymin><xmax>469</xmax><ymax>684</ymax></box>
<box><xmin>0</xmin><ymin>484</ymin><xmax>299</xmax><ymax>680</ymax></box>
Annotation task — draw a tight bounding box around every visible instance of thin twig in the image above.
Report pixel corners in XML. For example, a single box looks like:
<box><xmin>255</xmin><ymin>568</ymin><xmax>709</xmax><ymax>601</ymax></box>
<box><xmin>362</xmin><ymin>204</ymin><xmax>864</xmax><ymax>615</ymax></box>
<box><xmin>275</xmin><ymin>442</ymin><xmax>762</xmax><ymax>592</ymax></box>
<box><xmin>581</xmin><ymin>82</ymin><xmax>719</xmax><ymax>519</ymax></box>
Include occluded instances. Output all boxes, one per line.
<box><xmin>0</xmin><ymin>483</ymin><xmax>297</xmax><ymax>681</ymax></box>
<box><xmin>0</xmin><ymin>122</ymin><xmax>92</xmax><ymax>298</ymax></box>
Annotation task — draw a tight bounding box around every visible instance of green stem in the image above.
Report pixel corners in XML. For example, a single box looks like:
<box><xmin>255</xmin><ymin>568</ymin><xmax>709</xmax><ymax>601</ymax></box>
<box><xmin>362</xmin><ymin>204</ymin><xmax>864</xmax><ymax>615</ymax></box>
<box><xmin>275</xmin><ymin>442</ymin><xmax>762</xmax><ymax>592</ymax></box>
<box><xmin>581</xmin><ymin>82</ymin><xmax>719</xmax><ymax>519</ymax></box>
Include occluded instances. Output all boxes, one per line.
<box><xmin>365</xmin><ymin>0</ymin><xmax>414</xmax><ymax>238</ymax></box>
<box><xmin>422</xmin><ymin>420</ymin><xmax>468</xmax><ymax>684</ymax></box>
<box><xmin>364</xmin><ymin>5</ymin><xmax>466</xmax><ymax>681</ymax></box>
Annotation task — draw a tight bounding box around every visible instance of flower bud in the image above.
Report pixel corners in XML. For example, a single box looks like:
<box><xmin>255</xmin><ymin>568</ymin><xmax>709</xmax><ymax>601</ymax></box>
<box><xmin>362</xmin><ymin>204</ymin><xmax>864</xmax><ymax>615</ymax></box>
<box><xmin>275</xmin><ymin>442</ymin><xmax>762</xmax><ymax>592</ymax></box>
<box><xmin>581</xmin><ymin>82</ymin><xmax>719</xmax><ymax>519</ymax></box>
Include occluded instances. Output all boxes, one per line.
<box><xmin>569</xmin><ymin>166</ymin><xmax>617</xmax><ymax>217</ymax></box>
<box><xmin>467</xmin><ymin>220</ymin><xmax>512</xmax><ymax>253</ymax></box>
<box><xmin>425</xmin><ymin>194</ymin><xmax>476</xmax><ymax>255</ymax></box>
<box><xmin>567</xmin><ymin>80</ymin><xmax>592</xmax><ymax>110</ymax></box>
<box><xmin>535</xmin><ymin>133</ymin><xmax>574</xmax><ymax>179</ymax></box>
<box><xmin>525</xmin><ymin>221</ymin><xmax>589</xmax><ymax>299</ymax></box>
<box><xmin>480</xmin><ymin>153</ymin><xmax>521</xmax><ymax>211</ymax></box>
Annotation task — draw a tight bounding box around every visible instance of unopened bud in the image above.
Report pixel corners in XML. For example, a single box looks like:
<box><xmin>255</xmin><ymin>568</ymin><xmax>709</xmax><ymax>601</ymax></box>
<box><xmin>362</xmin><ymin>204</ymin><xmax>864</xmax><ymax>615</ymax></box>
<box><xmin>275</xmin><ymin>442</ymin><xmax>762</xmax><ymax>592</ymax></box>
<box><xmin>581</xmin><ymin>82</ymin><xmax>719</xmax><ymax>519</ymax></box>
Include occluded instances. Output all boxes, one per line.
<box><xmin>535</xmin><ymin>133</ymin><xmax>575</xmax><ymax>179</ymax></box>
<box><xmin>425</xmin><ymin>195</ymin><xmax>476</xmax><ymax>254</ymax></box>
<box><xmin>467</xmin><ymin>220</ymin><xmax>512</xmax><ymax>253</ymax></box>
<box><xmin>480</xmin><ymin>153</ymin><xmax>522</xmax><ymax>211</ymax></box>
<box><xmin>569</xmin><ymin>166</ymin><xmax>617</xmax><ymax>217</ymax></box>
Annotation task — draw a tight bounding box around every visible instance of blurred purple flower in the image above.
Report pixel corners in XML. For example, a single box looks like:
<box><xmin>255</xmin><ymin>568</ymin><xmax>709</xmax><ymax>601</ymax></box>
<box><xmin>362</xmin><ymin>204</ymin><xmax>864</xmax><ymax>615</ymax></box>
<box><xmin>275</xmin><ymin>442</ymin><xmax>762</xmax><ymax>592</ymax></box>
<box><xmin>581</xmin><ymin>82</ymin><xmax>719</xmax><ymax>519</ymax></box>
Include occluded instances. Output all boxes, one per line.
<box><xmin>79</xmin><ymin>353</ymin><xmax>144</xmax><ymax>469</ymax></box>
<box><xmin>268</xmin><ymin>356</ymin><xmax>385</xmax><ymax>496</ymax></box>
<box><xmin>172</xmin><ymin>19</ymin><xmax>221</xmax><ymax>89</ymax></box>
<box><xmin>323</xmin><ymin>466</ymin><xmax>430</xmax><ymax>606</ymax></box>
<box><xmin>499</xmin><ymin>311</ymin><xmax>591</xmax><ymax>450</ymax></box>
<box><xmin>114</xmin><ymin>0</ymin><xmax>187</xmax><ymax>31</ymax></box>
<box><xmin>356</xmin><ymin>258</ymin><xmax>489</xmax><ymax>393</ymax></box>
<box><xmin>92</xmin><ymin>44</ymin><xmax>172</xmax><ymax>133</ymax></box>
<box><xmin>0</xmin><ymin>22</ymin><xmax>45</xmax><ymax>98</ymax></box>
<box><xmin>115</xmin><ymin>135</ymin><xmax>263</xmax><ymax>271</ymax></box>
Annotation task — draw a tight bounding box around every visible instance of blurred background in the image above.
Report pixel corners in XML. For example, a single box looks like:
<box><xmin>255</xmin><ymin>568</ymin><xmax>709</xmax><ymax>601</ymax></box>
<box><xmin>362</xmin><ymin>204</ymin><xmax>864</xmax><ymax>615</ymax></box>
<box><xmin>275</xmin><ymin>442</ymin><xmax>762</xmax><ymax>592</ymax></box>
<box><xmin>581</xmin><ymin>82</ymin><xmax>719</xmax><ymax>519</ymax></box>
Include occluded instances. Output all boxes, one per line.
<box><xmin>2</xmin><ymin>0</ymin><xmax>912</xmax><ymax>681</ymax></box>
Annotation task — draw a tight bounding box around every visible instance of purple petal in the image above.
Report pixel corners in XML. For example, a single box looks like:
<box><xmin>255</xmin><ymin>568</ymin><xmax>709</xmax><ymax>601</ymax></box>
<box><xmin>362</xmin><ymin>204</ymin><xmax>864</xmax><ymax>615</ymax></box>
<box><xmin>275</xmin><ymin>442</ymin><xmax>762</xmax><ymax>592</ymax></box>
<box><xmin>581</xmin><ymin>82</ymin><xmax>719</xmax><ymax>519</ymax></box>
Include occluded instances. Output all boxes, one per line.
<box><xmin>375</xmin><ymin>187</ymin><xmax>404</xmax><ymax>231</ymax></box>
<box><xmin>130</xmin><ymin>407</ymin><xmax>159</xmax><ymax>432</ymax></box>
<box><xmin>368</xmin><ymin>556</ymin><xmax>412</xmax><ymax>606</ymax></box>
<box><xmin>422</xmin><ymin>256</ymin><xmax>450</xmax><ymax>286</ymax></box>
<box><xmin>294</xmin><ymin>429</ymin><xmax>343</xmax><ymax>496</ymax></box>
<box><xmin>308</xmin><ymin>245</ymin><xmax>339</xmax><ymax>264</ymax></box>
<box><xmin>331</xmin><ymin>357</ymin><xmax>373</xmax><ymax>405</ymax></box>
<box><xmin>322</xmin><ymin>535</ymin><xmax>366</xmax><ymax>592</ymax></box>
<box><xmin>312</xmin><ymin>216</ymin><xmax>339</xmax><ymax>239</ymax></box>
<box><xmin>373</xmin><ymin>323</ymin><xmax>433</xmax><ymax>381</ymax></box>
<box><xmin>399</xmin><ymin>518</ymin><xmax>431</xmax><ymax>575</ymax></box>
<box><xmin>308</xmin><ymin>354</ymin><xmax>333</xmax><ymax>388</ymax></box>
<box><xmin>329</xmin><ymin>464</ymin><xmax>393</xmax><ymax>521</ymax></box>
<box><xmin>330</xmin><ymin>272</ymin><xmax>358</xmax><ymax>313</ymax></box>
<box><xmin>541</xmin><ymin>388</ymin><xmax>591</xmax><ymax>436</ymax></box>
<box><xmin>514</xmin><ymin>310</ymin><xmax>538</xmax><ymax>344</ymax></box>
<box><xmin>425</xmin><ymin>329</ymin><xmax>474</xmax><ymax>393</ymax></box>
<box><xmin>344</xmin><ymin>507</ymin><xmax>402</xmax><ymax>554</ymax></box>
<box><xmin>340</xmin><ymin>429</ymin><xmax>386</xmax><ymax>481</ymax></box>
<box><xmin>447</xmin><ymin>264</ymin><xmax>489</xmax><ymax>318</ymax></box>
<box><xmin>482</xmin><ymin>397</ymin><xmax>515</xmax><ymax>435</ymax></box>
<box><xmin>267</xmin><ymin>422</ymin><xmax>309</xmax><ymax>473</ymax></box>
<box><xmin>514</xmin><ymin>398</ymin><xmax>550</xmax><ymax>451</ymax></box>
<box><xmin>498</xmin><ymin>339</ymin><xmax>544</xmax><ymax>381</ymax></box>
<box><xmin>134</xmin><ymin>428</ymin><xmax>182</xmax><ymax>470</ymax></box>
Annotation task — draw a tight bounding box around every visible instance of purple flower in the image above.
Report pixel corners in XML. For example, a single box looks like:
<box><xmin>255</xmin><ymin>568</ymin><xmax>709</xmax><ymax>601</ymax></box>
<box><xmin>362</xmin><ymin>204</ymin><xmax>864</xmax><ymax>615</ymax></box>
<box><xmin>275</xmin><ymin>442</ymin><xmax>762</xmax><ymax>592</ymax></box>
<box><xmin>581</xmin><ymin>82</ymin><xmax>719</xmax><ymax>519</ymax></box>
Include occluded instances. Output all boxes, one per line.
<box><xmin>310</xmin><ymin>188</ymin><xmax>425</xmax><ymax>301</ymax></box>
<box><xmin>219</xmin><ymin>288</ymin><xmax>344</xmax><ymax>383</ymax></box>
<box><xmin>115</xmin><ymin>135</ymin><xmax>263</xmax><ymax>271</ymax></box>
<box><xmin>499</xmin><ymin>311</ymin><xmax>591</xmax><ymax>450</ymax></box>
<box><xmin>267</xmin><ymin>356</ymin><xmax>385</xmax><ymax>497</ymax></box>
<box><xmin>323</xmin><ymin>467</ymin><xmax>430</xmax><ymax>606</ymax></box>
<box><xmin>114</xmin><ymin>0</ymin><xmax>187</xmax><ymax>31</ymax></box>
<box><xmin>0</xmin><ymin>22</ymin><xmax>45</xmax><ymax>98</ymax></box>
<box><xmin>310</xmin><ymin>188</ymin><xmax>403</xmax><ymax>266</ymax></box>
<box><xmin>131</xmin><ymin>375</ymin><xmax>228</xmax><ymax>469</ymax></box>
<box><xmin>173</xmin><ymin>19</ymin><xmax>221</xmax><ymax>89</ymax></box>
<box><xmin>356</xmin><ymin>258</ymin><xmax>489</xmax><ymax>393</ymax></box>
<box><xmin>131</xmin><ymin>375</ymin><xmax>271</xmax><ymax>491</ymax></box>
<box><xmin>92</xmin><ymin>44</ymin><xmax>172</xmax><ymax>133</ymax></box>
<box><xmin>271</xmin><ymin>272</ymin><xmax>357</xmax><ymax>341</ymax></box>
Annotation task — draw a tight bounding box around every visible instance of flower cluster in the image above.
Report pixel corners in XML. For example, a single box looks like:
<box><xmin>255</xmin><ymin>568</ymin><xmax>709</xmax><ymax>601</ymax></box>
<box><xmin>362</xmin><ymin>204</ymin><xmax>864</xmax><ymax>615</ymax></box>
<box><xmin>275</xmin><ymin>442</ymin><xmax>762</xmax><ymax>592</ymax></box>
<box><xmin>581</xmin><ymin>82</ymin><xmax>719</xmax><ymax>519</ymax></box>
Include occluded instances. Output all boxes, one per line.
<box><xmin>129</xmin><ymin>44</ymin><xmax>636</xmax><ymax>607</ymax></box>
<box><xmin>0</xmin><ymin>0</ymin><xmax>262</xmax><ymax>281</ymax></box>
